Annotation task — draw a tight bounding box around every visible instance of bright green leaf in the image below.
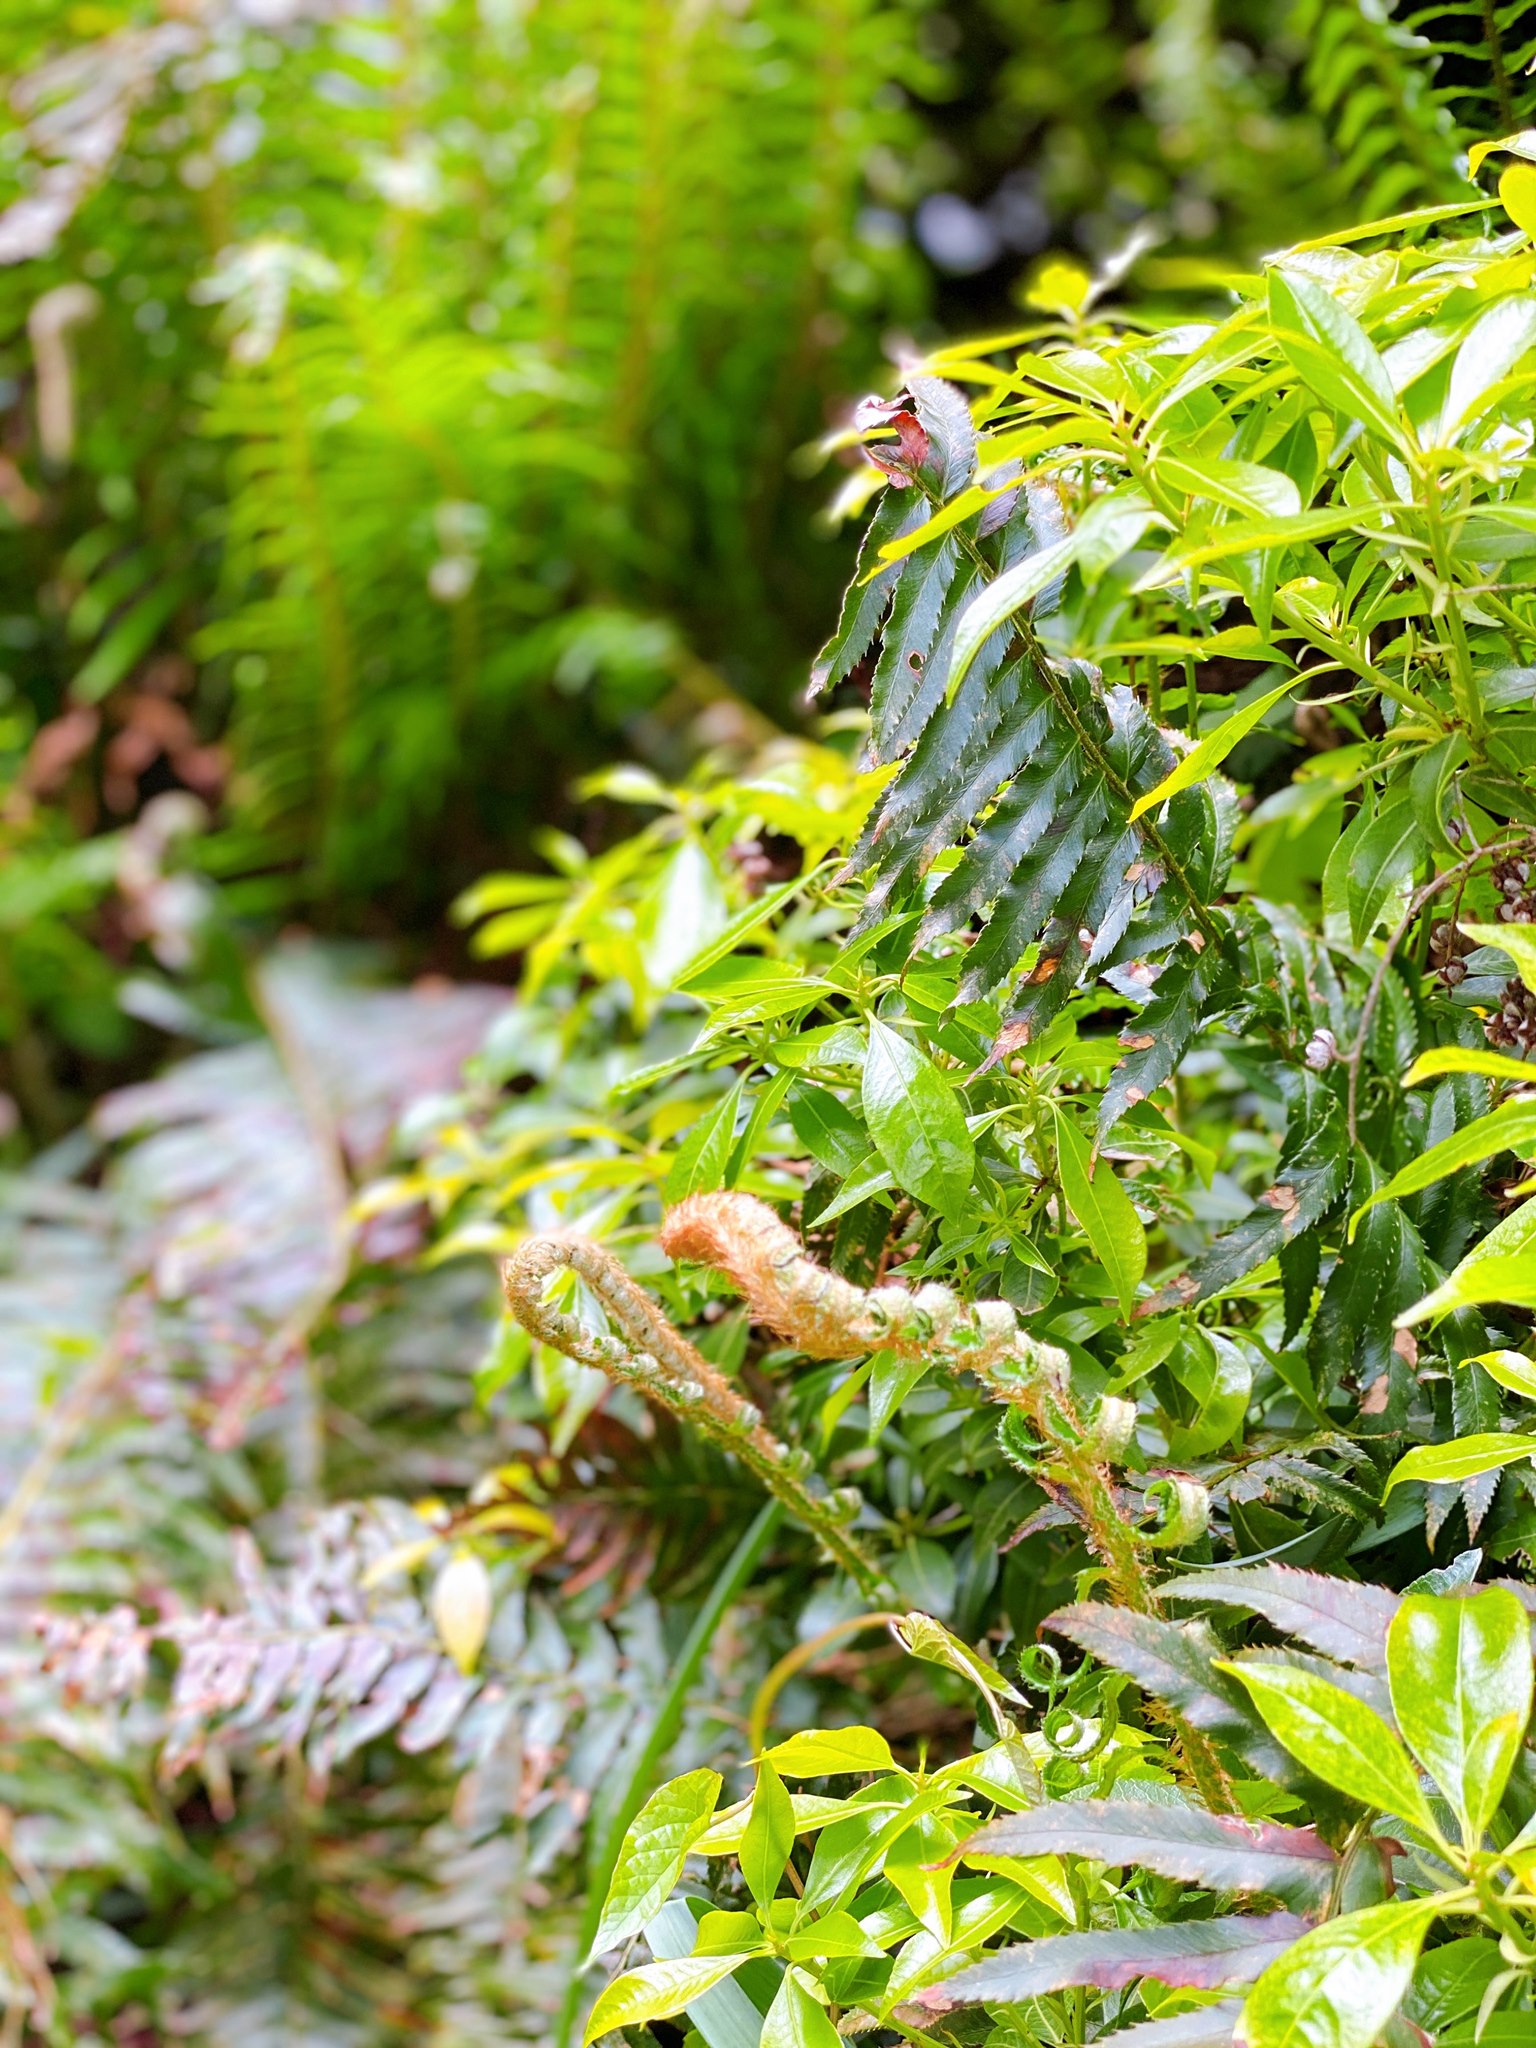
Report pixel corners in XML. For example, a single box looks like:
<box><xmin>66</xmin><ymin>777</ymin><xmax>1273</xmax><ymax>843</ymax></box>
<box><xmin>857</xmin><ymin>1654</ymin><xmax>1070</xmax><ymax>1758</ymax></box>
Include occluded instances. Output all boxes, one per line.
<box><xmin>1384</xmin><ymin>1434</ymin><xmax>1536</xmax><ymax>1494</ymax></box>
<box><xmin>741</xmin><ymin>1763</ymin><xmax>795</xmax><ymax>1913</ymax></box>
<box><xmin>1268</xmin><ymin>268</ymin><xmax>1407</xmax><ymax>450</ymax></box>
<box><xmin>1213</xmin><ymin>1661</ymin><xmax>1436</xmax><ymax>1831</ymax></box>
<box><xmin>1403</xmin><ymin>1046</ymin><xmax>1536</xmax><ymax>1089</ymax></box>
<box><xmin>1237</xmin><ymin>1896</ymin><xmax>1442</xmax><ymax>2048</ymax></box>
<box><xmin>1402</xmin><ymin>1194</ymin><xmax>1536</xmax><ymax>1324</ymax></box>
<box><xmin>584</xmin><ymin>1954</ymin><xmax>754</xmax><ymax>2042</ymax></box>
<box><xmin>1352</xmin><ymin>1100</ymin><xmax>1536</xmax><ymax>1224</ymax></box>
<box><xmin>1346</xmin><ymin>798</ymin><xmax>1419</xmax><ymax>946</ymax></box>
<box><xmin>780</xmin><ymin>1910</ymin><xmax>884</xmax><ymax>1962</ymax></box>
<box><xmin>1129</xmin><ymin>675</ymin><xmax>1298</xmax><ymax>822</ymax></box>
<box><xmin>761</xmin><ymin>1965</ymin><xmax>841</xmax><ymax>2048</ymax></box>
<box><xmin>591</xmin><ymin>1769</ymin><xmax>722</xmax><ymax>1955</ymax></box>
<box><xmin>1472</xmin><ymin>1349</ymin><xmax>1536</xmax><ymax>1400</ymax></box>
<box><xmin>862</xmin><ymin>1019</ymin><xmax>974</xmax><ymax>1221</ymax></box>
<box><xmin>1056</xmin><ymin>1112</ymin><xmax>1146</xmax><ymax>1316</ymax></box>
<box><xmin>1387</xmin><ymin>1587</ymin><xmax>1534</xmax><ymax>1842</ymax></box>
<box><xmin>762</xmin><ymin>1727</ymin><xmax>898</xmax><ymax>1777</ymax></box>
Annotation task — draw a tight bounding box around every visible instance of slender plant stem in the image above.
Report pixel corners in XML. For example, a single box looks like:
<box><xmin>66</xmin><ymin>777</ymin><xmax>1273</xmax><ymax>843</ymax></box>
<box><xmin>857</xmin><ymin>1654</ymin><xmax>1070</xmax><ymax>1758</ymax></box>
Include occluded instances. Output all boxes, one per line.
<box><xmin>559</xmin><ymin>1502</ymin><xmax>782</xmax><ymax>2048</ymax></box>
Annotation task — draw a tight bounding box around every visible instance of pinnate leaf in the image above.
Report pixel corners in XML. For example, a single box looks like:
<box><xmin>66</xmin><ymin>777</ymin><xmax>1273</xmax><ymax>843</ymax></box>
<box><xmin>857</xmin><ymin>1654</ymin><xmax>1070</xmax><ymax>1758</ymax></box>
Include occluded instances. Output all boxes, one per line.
<box><xmin>902</xmin><ymin>1913</ymin><xmax>1309</xmax><ymax>2015</ymax></box>
<box><xmin>1108</xmin><ymin>2009</ymin><xmax>1243</xmax><ymax>2048</ymax></box>
<box><xmin>1159</xmin><ymin>1564</ymin><xmax>1399</xmax><ymax>1671</ymax></box>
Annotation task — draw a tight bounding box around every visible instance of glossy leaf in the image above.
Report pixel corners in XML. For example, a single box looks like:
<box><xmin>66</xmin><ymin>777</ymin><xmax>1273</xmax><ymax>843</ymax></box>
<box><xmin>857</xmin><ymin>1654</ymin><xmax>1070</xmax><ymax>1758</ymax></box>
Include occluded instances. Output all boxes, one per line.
<box><xmin>584</xmin><ymin>1954</ymin><xmax>755</xmax><ymax>2042</ymax></box>
<box><xmin>1130</xmin><ymin>676</ymin><xmax>1297</xmax><ymax>822</ymax></box>
<box><xmin>761</xmin><ymin>1966</ymin><xmax>841</xmax><ymax>2048</ymax></box>
<box><xmin>740</xmin><ymin>1762</ymin><xmax>795</xmax><ymax>1912</ymax></box>
<box><xmin>1214</xmin><ymin>1661</ymin><xmax>1436</xmax><ymax>1830</ymax></box>
<box><xmin>1441</xmin><ymin>297</ymin><xmax>1536</xmax><ymax>441</ymax></box>
<box><xmin>591</xmin><ymin>1769</ymin><xmax>722</xmax><ymax>1954</ymax></box>
<box><xmin>1471</xmin><ymin>1349</ymin><xmax>1536</xmax><ymax>1401</ymax></box>
<box><xmin>862</xmin><ymin>1018</ymin><xmax>974</xmax><ymax>1221</ymax></box>
<box><xmin>1403</xmin><ymin>1046</ymin><xmax>1536</xmax><ymax>1089</ymax></box>
<box><xmin>1386</xmin><ymin>1587</ymin><xmax>1534</xmax><ymax>1840</ymax></box>
<box><xmin>1268</xmin><ymin>269</ymin><xmax>1406</xmax><ymax>448</ymax></box>
<box><xmin>761</xmin><ymin>1727</ymin><xmax>897</xmax><ymax>1777</ymax></box>
<box><xmin>1352</xmin><ymin>1099</ymin><xmax>1536</xmax><ymax>1223</ymax></box>
<box><xmin>1057</xmin><ymin>1111</ymin><xmax>1146</xmax><ymax>1316</ymax></box>
<box><xmin>1384</xmin><ymin>1434</ymin><xmax>1536</xmax><ymax>1494</ymax></box>
<box><xmin>1399</xmin><ymin>1193</ymin><xmax>1536</xmax><ymax>1327</ymax></box>
<box><xmin>1235</xmin><ymin>1897</ymin><xmax>1441</xmax><ymax>2048</ymax></box>
<box><xmin>1346</xmin><ymin>799</ymin><xmax>1419</xmax><ymax>946</ymax></box>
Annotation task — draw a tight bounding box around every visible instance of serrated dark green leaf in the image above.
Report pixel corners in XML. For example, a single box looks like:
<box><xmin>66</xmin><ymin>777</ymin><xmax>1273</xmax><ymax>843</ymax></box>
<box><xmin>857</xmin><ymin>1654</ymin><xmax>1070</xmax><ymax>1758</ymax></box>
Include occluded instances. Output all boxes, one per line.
<box><xmin>810</xmin><ymin>489</ymin><xmax>918</xmax><ymax>696</ymax></box>
<box><xmin>1159</xmin><ymin>1563</ymin><xmax>1399</xmax><ymax>1670</ymax></box>
<box><xmin>1308</xmin><ymin>1193</ymin><xmax>1401</xmax><ymax>1395</ymax></box>
<box><xmin>1098</xmin><ymin>950</ymin><xmax>1208</xmax><ymax>1135</ymax></box>
<box><xmin>868</xmin><ymin>534</ymin><xmax>963</xmax><ymax>758</ymax></box>
<box><xmin>1144</xmin><ymin>1077</ymin><xmax>1347</xmax><ymax>1311</ymax></box>
<box><xmin>1279</xmin><ymin>1229</ymin><xmax>1322</xmax><ymax>1345</ymax></box>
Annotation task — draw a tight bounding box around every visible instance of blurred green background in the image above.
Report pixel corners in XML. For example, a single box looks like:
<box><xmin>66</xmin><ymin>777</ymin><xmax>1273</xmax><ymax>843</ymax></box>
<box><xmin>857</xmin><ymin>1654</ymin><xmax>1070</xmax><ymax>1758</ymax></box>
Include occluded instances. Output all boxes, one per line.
<box><xmin>0</xmin><ymin>0</ymin><xmax>1475</xmax><ymax>1145</ymax></box>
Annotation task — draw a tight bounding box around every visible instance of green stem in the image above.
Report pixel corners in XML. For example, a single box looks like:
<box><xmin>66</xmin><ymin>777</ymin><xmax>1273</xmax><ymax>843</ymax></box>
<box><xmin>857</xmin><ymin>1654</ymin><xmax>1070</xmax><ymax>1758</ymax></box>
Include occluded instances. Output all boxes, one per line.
<box><xmin>1420</xmin><ymin>475</ymin><xmax>1484</xmax><ymax>736</ymax></box>
<box><xmin>559</xmin><ymin>1501</ymin><xmax>783</xmax><ymax>2048</ymax></box>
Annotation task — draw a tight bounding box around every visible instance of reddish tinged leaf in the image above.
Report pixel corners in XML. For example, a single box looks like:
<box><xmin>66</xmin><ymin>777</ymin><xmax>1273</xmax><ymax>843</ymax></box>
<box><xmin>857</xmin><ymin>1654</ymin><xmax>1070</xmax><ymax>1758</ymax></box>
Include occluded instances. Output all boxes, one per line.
<box><xmin>899</xmin><ymin>1913</ymin><xmax>1308</xmax><ymax>2014</ymax></box>
<box><xmin>1107</xmin><ymin>2007</ymin><xmax>1242</xmax><ymax>2048</ymax></box>
<box><xmin>1046</xmin><ymin>1605</ymin><xmax>1257</xmax><ymax>1732</ymax></box>
<box><xmin>1159</xmin><ymin>1564</ymin><xmax>1399</xmax><ymax>1671</ymax></box>
<box><xmin>963</xmin><ymin>1801</ymin><xmax>1336</xmax><ymax>1915</ymax></box>
<box><xmin>853</xmin><ymin>394</ymin><xmax>930</xmax><ymax>483</ymax></box>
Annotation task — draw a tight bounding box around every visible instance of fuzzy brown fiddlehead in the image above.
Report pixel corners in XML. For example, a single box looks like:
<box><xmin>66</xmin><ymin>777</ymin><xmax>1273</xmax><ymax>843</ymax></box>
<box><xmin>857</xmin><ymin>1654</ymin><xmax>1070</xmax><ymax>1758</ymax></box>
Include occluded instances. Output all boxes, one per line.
<box><xmin>504</xmin><ymin>1201</ymin><xmax>1228</xmax><ymax>1807</ymax></box>
<box><xmin>500</xmin><ymin>1233</ymin><xmax>884</xmax><ymax>1598</ymax></box>
<box><xmin>661</xmin><ymin>1193</ymin><xmax>1160</xmax><ymax>1615</ymax></box>
<box><xmin>660</xmin><ymin>1195</ymin><xmax>1230</xmax><ymax>1809</ymax></box>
